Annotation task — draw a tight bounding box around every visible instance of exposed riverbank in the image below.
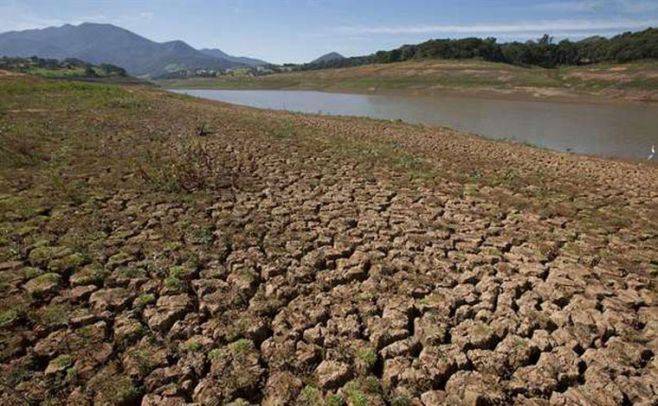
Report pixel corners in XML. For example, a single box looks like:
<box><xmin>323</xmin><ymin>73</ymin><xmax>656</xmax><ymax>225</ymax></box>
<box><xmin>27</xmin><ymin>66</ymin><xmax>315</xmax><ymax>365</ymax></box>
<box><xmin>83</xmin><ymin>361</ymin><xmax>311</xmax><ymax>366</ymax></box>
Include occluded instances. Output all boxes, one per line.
<box><xmin>159</xmin><ymin>59</ymin><xmax>658</xmax><ymax>104</ymax></box>
<box><xmin>1</xmin><ymin>75</ymin><xmax>657</xmax><ymax>405</ymax></box>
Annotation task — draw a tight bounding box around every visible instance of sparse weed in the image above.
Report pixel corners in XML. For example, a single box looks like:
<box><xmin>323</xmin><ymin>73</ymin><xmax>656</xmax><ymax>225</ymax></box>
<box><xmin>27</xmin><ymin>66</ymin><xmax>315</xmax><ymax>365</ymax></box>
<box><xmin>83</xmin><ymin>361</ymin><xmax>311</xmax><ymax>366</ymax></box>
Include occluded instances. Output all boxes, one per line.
<box><xmin>0</xmin><ymin>133</ymin><xmax>46</xmax><ymax>167</ymax></box>
<box><xmin>391</xmin><ymin>395</ymin><xmax>412</xmax><ymax>406</ymax></box>
<box><xmin>326</xmin><ymin>394</ymin><xmax>346</xmax><ymax>406</ymax></box>
<box><xmin>0</xmin><ymin>305</ymin><xmax>24</xmax><ymax>327</ymax></box>
<box><xmin>197</xmin><ymin>225</ymin><xmax>215</xmax><ymax>245</ymax></box>
<box><xmin>274</xmin><ymin>124</ymin><xmax>295</xmax><ymax>140</ymax></box>
<box><xmin>231</xmin><ymin>338</ymin><xmax>254</xmax><ymax>353</ymax></box>
<box><xmin>49</xmin><ymin>172</ymin><xmax>89</xmax><ymax>206</ymax></box>
<box><xmin>186</xmin><ymin>340</ymin><xmax>202</xmax><ymax>352</ymax></box>
<box><xmin>208</xmin><ymin>348</ymin><xmax>227</xmax><ymax>362</ymax></box>
<box><xmin>356</xmin><ymin>347</ymin><xmax>378</xmax><ymax>373</ymax></box>
<box><xmin>51</xmin><ymin>354</ymin><xmax>72</xmax><ymax>369</ymax></box>
<box><xmin>65</xmin><ymin>367</ymin><xmax>79</xmax><ymax>382</ymax></box>
<box><xmin>346</xmin><ymin>389</ymin><xmax>368</xmax><ymax>406</ymax></box>
<box><xmin>24</xmin><ymin>267</ymin><xmax>44</xmax><ymax>279</ymax></box>
<box><xmin>164</xmin><ymin>276</ymin><xmax>184</xmax><ymax>292</ymax></box>
<box><xmin>137</xmin><ymin>138</ymin><xmax>233</xmax><ymax>192</ymax></box>
<box><xmin>300</xmin><ymin>385</ymin><xmax>323</xmax><ymax>404</ymax></box>
<box><xmin>136</xmin><ymin>293</ymin><xmax>156</xmax><ymax>307</ymax></box>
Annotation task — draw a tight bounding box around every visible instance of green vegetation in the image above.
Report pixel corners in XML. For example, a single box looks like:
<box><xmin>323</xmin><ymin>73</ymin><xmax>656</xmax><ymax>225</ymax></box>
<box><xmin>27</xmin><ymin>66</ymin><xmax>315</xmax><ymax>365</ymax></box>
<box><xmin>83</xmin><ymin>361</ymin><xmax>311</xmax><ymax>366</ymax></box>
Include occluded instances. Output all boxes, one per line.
<box><xmin>299</xmin><ymin>385</ymin><xmax>323</xmax><ymax>405</ymax></box>
<box><xmin>231</xmin><ymin>338</ymin><xmax>254</xmax><ymax>353</ymax></box>
<box><xmin>325</xmin><ymin>394</ymin><xmax>346</xmax><ymax>406</ymax></box>
<box><xmin>343</xmin><ymin>377</ymin><xmax>385</xmax><ymax>406</ymax></box>
<box><xmin>186</xmin><ymin>339</ymin><xmax>203</xmax><ymax>352</ymax></box>
<box><xmin>88</xmin><ymin>372</ymin><xmax>141</xmax><ymax>405</ymax></box>
<box><xmin>127</xmin><ymin>348</ymin><xmax>156</xmax><ymax>376</ymax></box>
<box><xmin>391</xmin><ymin>395</ymin><xmax>412</xmax><ymax>406</ymax></box>
<box><xmin>33</xmin><ymin>303</ymin><xmax>73</xmax><ymax>326</ymax></box>
<box><xmin>65</xmin><ymin>366</ymin><xmax>79</xmax><ymax>380</ymax></box>
<box><xmin>51</xmin><ymin>354</ymin><xmax>73</xmax><ymax>369</ymax></box>
<box><xmin>0</xmin><ymin>56</ymin><xmax>127</xmax><ymax>79</ymax></box>
<box><xmin>356</xmin><ymin>347</ymin><xmax>378</xmax><ymax>373</ymax></box>
<box><xmin>208</xmin><ymin>348</ymin><xmax>224</xmax><ymax>361</ymax></box>
<box><xmin>31</xmin><ymin>272</ymin><xmax>61</xmax><ymax>285</ymax></box>
<box><xmin>303</xmin><ymin>28</ymin><xmax>658</xmax><ymax>70</ymax></box>
<box><xmin>169</xmin><ymin>265</ymin><xmax>195</xmax><ymax>280</ymax></box>
<box><xmin>71</xmin><ymin>265</ymin><xmax>108</xmax><ymax>286</ymax></box>
<box><xmin>164</xmin><ymin>276</ymin><xmax>184</xmax><ymax>292</ymax></box>
<box><xmin>0</xmin><ymin>305</ymin><xmax>24</xmax><ymax>327</ymax></box>
<box><xmin>136</xmin><ymin>293</ymin><xmax>156</xmax><ymax>306</ymax></box>
<box><xmin>24</xmin><ymin>267</ymin><xmax>44</xmax><ymax>279</ymax></box>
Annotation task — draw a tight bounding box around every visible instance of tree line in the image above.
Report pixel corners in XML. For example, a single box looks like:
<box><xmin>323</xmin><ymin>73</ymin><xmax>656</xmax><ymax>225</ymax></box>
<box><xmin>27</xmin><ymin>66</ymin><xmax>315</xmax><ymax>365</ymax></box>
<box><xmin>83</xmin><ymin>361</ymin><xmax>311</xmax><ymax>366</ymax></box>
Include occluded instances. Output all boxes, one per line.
<box><xmin>302</xmin><ymin>27</ymin><xmax>658</xmax><ymax>70</ymax></box>
<box><xmin>0</xmin><ymin>56</ymin><xmax>127</xmax><ymax>77</ymax></box>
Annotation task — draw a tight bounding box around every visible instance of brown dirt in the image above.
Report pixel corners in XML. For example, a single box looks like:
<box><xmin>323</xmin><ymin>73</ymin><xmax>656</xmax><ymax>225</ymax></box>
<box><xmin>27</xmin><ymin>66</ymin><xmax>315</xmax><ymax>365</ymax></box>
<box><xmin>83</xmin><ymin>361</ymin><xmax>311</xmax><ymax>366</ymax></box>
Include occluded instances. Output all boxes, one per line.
<box><xmin>0</xmin><ymin>69</ymin><xmax>22</xmax><ymax>77</ymax></box>
<box><xmin>0</xmin><ymin>76</ymin><xmax>657</xmax><ymax>405</ymax></box>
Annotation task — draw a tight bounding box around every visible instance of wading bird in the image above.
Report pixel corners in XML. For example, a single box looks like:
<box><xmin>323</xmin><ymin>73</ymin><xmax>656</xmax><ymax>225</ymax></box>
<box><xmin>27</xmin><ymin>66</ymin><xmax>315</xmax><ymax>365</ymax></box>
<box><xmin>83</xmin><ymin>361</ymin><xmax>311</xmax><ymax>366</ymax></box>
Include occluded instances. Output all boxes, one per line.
<box><xmin>649</xmin><ymin>145</ymin><xmax>655</xmax><ymax>160</ymax></box>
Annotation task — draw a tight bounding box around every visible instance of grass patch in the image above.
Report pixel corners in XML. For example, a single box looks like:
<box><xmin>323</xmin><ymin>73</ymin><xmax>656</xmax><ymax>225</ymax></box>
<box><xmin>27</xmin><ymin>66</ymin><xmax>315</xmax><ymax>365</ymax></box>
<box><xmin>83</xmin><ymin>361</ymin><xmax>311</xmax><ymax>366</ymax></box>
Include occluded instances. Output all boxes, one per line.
<box><xmin>326</xmin><ymin>394</ymin><xmax>346</xmax><ymax>406</ymax></box>
<box><xmin>136</xmin><ymin>138</ymin><xmax>234</xmax><ymax>192</ymax></box>
<box><xmin>208</xmin><ymin>348</ymin><xmax>224</xmax><ymax>361</ymax></box>
<box><xmin>136</xmin><ymin>293</ymin><xmax>156</xmax><ymax>307</ymax></box>
<box><xmin>23</xmin><ymin>267</ymin><xmax>44</xmax><ymax>279</ymax></box>
<box><xmin>51</xmin><ymin>354</ymin><xmax>72</xmax><ymax>369</ymax></box>
<box><xmin>299</xmin><ymin>385</ymin><xmax>323</xmax><ymax>405</ymax></box>
<box><xmin>186</xmin><ymin>340</ymin><xmax>203</xmax><ymax>352</ymax></box>
<box><xmin>0</xmin><ymin>305</ymin><xmax>25</xmax><ymax>327</ymax></box>
<box><xmin>230</xmin><ymin>338</ymin><xmax>254</xmax><ymax>353</ymax></box>
<box><xmin>164</xmin><ymin>276</ymin><xmax>184</xmax><ymax>292</ymax></box>
<box><xmin>356</xmin><ymin>347</ymin><xmax>378</xmax><ymax>373</ymax></box>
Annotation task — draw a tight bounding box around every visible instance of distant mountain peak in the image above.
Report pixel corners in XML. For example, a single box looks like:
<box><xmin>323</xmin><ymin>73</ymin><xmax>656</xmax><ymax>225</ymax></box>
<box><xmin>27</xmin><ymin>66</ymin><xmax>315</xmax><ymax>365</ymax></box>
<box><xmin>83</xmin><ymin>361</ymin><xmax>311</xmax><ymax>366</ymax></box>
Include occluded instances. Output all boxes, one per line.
<box><xmin>200</xmin><ymin>48</ymin><xmax>270</xmax><ymax>67</ymax></box>
<box><xmin>311</xmin><ymin>52</ymin><xmax>345</xmax><ymax>64</ymax></box>
<box><xmin>0</xmin><ymin>22</ymin><xmax>269</xmax><ymax>77</ymax></box>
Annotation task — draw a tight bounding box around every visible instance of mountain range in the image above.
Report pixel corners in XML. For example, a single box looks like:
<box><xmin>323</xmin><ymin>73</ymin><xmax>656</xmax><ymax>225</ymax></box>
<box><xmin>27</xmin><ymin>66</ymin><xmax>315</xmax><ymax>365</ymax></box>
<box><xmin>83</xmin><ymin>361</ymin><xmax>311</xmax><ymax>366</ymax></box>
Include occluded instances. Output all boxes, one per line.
<box><xmin>199</xmin><ymin>48</ymin><xmax>268</xmax><ymax>68</ymax></box>
<box><xmin>0</xmin><ymin>23</ymin><xmax>270</xmax><ymax>78</ymax></box>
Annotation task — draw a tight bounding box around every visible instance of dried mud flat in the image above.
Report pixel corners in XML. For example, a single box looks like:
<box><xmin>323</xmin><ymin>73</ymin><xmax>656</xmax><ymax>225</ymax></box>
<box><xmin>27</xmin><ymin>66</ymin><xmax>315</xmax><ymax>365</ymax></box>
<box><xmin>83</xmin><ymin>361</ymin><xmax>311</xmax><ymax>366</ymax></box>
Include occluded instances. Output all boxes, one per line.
<box><xmin>1</xmin><ymin>77</ymin><xmax>657</xmax><ymax>405</ymax></box>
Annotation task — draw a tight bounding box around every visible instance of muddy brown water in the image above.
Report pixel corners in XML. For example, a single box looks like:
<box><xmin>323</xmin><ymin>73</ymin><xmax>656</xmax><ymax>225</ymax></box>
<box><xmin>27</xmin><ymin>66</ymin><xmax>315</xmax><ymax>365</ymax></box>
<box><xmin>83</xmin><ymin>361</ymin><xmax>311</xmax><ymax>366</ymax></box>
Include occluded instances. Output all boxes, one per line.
<box><xmin>171</xmin><ymin>89</ymin><xmax>658</xmax><ymax>160</ymax></box>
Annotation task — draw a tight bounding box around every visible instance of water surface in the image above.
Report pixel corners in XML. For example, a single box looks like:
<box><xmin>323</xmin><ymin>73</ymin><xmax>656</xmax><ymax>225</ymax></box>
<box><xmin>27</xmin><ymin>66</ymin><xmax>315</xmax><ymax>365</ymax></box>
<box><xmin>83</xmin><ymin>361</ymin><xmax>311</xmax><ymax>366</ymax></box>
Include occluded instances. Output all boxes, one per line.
<box><xmin>171</xmin><ymin>89</ymin><xmax>658</xmax><ymax>160</ymax></box>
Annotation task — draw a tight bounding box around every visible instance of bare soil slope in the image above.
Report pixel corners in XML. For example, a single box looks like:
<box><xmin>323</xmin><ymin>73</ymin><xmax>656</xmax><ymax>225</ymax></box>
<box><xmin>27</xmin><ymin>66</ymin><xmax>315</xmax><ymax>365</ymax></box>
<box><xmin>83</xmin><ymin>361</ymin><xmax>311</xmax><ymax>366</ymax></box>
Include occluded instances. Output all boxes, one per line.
<box><xmin>1</xmin><ymin>76</ymin><xmax>657</xmax><ymax>405</ymax></box>
<box><xmin>161</xmin><ymin>59</ymin><xmax>658</xmax><ymax>102</ymax></box>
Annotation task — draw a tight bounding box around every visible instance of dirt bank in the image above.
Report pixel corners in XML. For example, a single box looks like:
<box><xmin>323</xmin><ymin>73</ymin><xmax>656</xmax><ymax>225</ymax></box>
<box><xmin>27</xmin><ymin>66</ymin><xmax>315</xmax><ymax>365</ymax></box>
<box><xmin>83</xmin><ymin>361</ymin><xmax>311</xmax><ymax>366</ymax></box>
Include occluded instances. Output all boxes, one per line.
<box><xmin>160</xmin><ymin>59</ymin><xmax>658</xmax><ymax>104</ymax></box>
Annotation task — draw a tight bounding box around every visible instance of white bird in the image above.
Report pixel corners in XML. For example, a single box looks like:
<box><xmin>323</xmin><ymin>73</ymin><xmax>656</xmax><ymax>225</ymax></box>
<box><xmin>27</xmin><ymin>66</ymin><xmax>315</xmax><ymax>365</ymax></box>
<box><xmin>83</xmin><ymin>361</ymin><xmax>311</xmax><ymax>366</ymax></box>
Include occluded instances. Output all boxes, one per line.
<box><xmin>649</xmin><ymin>145</ymin><xmax>656</xmax><ymax>160</ymax></box>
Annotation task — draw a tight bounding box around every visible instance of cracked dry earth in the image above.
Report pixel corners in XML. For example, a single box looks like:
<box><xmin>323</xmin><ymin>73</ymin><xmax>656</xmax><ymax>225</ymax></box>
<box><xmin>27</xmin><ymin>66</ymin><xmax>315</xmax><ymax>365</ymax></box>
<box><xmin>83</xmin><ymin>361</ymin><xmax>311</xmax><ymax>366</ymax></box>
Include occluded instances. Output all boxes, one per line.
<box><xmin>1</xmin><ymin>76</ymin><xmax>657</xmax><ymax>406</ymax></box>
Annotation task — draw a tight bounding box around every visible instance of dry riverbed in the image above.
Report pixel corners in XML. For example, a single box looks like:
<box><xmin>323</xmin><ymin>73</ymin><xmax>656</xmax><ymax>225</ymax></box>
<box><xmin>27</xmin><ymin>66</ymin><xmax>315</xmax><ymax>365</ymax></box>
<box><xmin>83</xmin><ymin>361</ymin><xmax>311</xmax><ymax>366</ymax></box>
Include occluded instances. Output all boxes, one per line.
<box><xmin>1</xmin><ymin>75</ymin><xmax>657</xmax><ymax>405</ymax></box>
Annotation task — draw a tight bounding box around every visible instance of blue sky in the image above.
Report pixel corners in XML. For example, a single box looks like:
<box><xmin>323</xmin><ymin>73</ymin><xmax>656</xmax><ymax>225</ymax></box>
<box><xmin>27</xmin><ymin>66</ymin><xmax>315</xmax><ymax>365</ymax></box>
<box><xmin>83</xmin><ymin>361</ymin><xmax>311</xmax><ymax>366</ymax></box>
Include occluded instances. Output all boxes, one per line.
<box><xmin>1</xmin><ymin>0</ymin><xmax>657</xmax><ymax>63</ymax></box>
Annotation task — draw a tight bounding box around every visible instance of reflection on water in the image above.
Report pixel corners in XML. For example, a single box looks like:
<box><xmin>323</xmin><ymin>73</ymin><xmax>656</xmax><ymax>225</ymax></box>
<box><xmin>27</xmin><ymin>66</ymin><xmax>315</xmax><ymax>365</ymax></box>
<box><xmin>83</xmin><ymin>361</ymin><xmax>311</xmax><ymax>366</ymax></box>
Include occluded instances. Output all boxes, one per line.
<box><xmin>171</xmin><ymin>89</ymin><xmax>658</xmax><ymax>160</ymax></box>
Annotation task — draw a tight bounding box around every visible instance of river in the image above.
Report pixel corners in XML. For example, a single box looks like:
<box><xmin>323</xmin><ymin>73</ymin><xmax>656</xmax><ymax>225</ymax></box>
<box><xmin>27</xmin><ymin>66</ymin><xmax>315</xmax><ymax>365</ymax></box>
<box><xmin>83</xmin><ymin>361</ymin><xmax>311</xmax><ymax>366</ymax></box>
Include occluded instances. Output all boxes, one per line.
<box><xmin>170</xmin><ymin>89</ymin><xmax>658</xmax><ymax>160</ymax></box>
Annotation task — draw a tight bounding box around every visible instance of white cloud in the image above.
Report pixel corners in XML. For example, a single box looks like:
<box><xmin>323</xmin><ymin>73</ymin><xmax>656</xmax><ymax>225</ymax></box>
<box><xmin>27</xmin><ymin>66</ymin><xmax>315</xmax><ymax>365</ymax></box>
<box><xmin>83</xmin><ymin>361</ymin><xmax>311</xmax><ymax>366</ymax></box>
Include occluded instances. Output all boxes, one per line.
<box><xmin>335</xmin><ymin>18</ymin><xmax>658</xmax><ymax>36</ymax></box>
<box><xmin>537</xmin><ymin>1</ymin><xmax>605</xmax><ymax>12</ymax></box>
<box><xmin>619</xmin><ymin>0</ymin><xmax>658</xmax><ymax>12</ymax></box>
<box><xmin>537</xmin><ymin>0</ymin><xmax>658</xmax><ymax>13</ymax></box>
